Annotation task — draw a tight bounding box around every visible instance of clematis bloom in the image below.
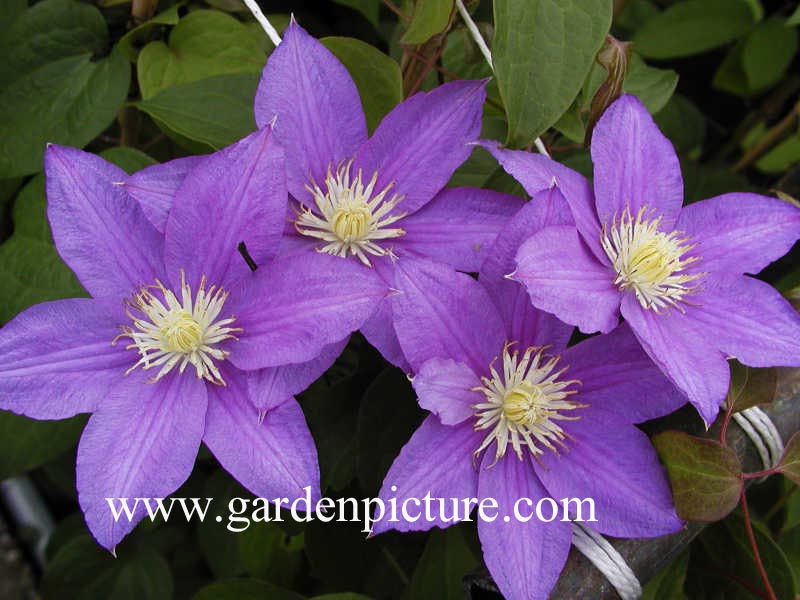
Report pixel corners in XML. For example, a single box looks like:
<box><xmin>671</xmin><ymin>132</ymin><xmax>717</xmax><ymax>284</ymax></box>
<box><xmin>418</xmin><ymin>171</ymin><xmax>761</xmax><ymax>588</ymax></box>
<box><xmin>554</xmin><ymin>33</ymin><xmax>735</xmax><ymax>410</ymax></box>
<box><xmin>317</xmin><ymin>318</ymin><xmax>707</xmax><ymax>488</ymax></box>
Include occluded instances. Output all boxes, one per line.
<box><xmin>483</xmin><ymin>94</ymin><xmax>800</xmax><ymax>424</ymax></box>
<box><xmin>373</xmin><ymin>189</ymin><xmax>685</xmax><ymax>600</ymax></box>
<box><xmin>253</xmin><ymin>21</ymin><xmax>524</xmax><ymax>367</ymax></box>
<box><xmin>0</xmin><ymin>125</ymin><xmax>387</xmax><ymax>550</ymax></box>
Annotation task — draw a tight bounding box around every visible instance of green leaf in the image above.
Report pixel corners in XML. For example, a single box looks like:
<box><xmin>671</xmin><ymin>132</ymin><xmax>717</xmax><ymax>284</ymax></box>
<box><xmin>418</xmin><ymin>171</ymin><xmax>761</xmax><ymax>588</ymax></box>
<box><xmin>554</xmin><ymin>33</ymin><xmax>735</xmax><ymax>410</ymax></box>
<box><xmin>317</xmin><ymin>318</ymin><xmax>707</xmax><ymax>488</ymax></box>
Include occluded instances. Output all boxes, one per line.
<box><xmin>0</xmin><ymin>147</ymin><xmax>154</xmax><ymax>323</ymax></box>
<box><xmin>192</xmin><ymin>579</ymin><xmax>303</xmax><ymax>600</ymax></box>
<box><xmin>357</xmin><ymin>368</ymin><xmax>424</xmax><ymax>494</ymax></box>
<box><xmin>694</xmin><ymin>515</ymin><xmax>797</xmax><ymax>600</ymax></box>
<box><xmin>623</xmin><ymin>54</ymin><xmax>678</xmax><ymax>114</ymax></box>
<box><xmin>333</xmin><ymin>0</ymin><xmax>381</xmax><ymax>28</ymax></box>
<box><xmin>137</xmin><ymin>9</ymin><xmax>266</xmax><ymax>99</ymax></box>
<box><xmin>653</xmin><ymin>430</ymin><xmax>742</xmax><ymax>522</ymax></box>
<box><xmin>788</xmin><ymin>5</ymin><xmax>800</xmax><ymax>27</ymax></box>
<box><xmin>404</xmin><ymin>527</ymin><xmax>477</xmax><ymax>600</ymax></box>
<box><xmin>653</xmin><ymin>95</ymin><xmax>706</xmax><ymax>154</ymax></box>
<box><xmin>633</xmin><ymin>0</ymin><xmax>756</xmax><ymax>59</ymax></box>
<box><xmin>0</xmin><ymin>0</ymin><xmax>131</xmax><ymax>177</ymax></box>
<box><xmin>741</xmin><ymin>18</ymin><xmax>799</xmax><ymax>93</ymax></box>
<box><xmin>554</xmin><ymin>101</ymin><xmax>585</xmax><ymax>143</ymax></box>
<box><xmin>135</xmin><ymin>73</ymin><xmax>259</xmax><ymax>152</ymax></box>
<box><xmin>777</xmin><ymin>432</ymin><xmax>800</xmax><ymax>486</ymax></box>
<box><xmin>110</xmin><ymin>548</ymin><xmax>174</xmax><ymax>600</ymax></box>
<box><xmin>321</xmin><ymin>37</ymin><xmax>403</xmax><ymax>132</ymax></box>
<box><xmin>757</xmin><ymin>134</ymin><xmax>800</xmax><ymax>174</ymax></box>
<box><xmin>117</xmin><ymin>5</ymin><xmax>182</xmax><ymax>62</ymax></box>
<box><xmin>0</xmin><ymin>411</ymin><xmax>86</xmax><ymax>479</ymax></box>
<box><xmin>494</xmin><ymin>0</ymin><xmax>612</xmax><ymax>146</ymax></box>
<box><xmin>641</xmin><ymin>550</ymin><xmax>689</xmax><ymax>600</ymax></box>
<box><xmin>41</xmin><ymin>535</ymin><xmax>120</xmax><ymax>600</ymax></box>
<box><xmin>726</xmin><ymin>361</ymin><xmax>777</xmax><ymax>414</ymax></box>
<box><xmin>401</xmin><ymin>0</ymin><xmax>453</xmax><ymax>45</ymax></box>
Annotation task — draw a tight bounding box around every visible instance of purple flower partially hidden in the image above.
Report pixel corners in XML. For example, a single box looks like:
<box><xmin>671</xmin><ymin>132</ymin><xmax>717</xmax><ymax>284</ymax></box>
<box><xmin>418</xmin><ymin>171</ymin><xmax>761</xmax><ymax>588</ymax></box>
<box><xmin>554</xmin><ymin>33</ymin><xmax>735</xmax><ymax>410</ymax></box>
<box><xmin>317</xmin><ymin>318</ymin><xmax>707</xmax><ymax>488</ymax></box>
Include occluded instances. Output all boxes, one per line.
<box><xmin>373</xmin><ymin>198</ymin><xmax>685</xmax><ymax>600</ymax></box>
<box><xmin>0</xmin><ymin>125</ymin><xmax>388</xmax><ymax>551</ymax></box>
<box><xmin>483</xmin><ymin>94</ymin><xmax>800</xmax><ymax>424</ymax></box>
<box><xmin>253</xmin><ymin>21</ymin><xmax>524</xmax><ymax>368</ymax></box>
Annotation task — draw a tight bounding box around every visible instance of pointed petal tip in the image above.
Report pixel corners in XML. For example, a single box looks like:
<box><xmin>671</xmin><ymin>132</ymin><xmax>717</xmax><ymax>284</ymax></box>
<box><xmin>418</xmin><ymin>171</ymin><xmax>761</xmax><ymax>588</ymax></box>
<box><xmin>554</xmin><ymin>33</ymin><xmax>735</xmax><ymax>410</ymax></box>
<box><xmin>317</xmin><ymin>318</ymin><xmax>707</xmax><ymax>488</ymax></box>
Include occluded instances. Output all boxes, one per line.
<box><xmin>109</xmin><ymin>546</ymin><xmax>117</xmax><ymax>559</ymax></box>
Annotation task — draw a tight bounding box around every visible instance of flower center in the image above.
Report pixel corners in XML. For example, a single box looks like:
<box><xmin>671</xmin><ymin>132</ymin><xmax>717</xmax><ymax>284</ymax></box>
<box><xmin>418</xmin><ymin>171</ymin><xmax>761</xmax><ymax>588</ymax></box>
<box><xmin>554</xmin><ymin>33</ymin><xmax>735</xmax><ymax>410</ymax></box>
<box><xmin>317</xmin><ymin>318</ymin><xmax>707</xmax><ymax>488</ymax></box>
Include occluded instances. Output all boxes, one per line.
<box><xmin>601</xmin><ymin>206</ymin><xmax>703</xmax><ymax>312</ymax></box>
<box><xmin>114</xmin><ymin>272</ymin><xmax>241</xmax><ymax>385</ymax></box>
<box><xmin>295</xmin><ymin>160</ymin><xmax>407</xmax><ymax>266</ymax></box>
<box><xmin>472</xmin><ymin>344</ymin><xmax>583</xmax><ymax>465</ymax></box>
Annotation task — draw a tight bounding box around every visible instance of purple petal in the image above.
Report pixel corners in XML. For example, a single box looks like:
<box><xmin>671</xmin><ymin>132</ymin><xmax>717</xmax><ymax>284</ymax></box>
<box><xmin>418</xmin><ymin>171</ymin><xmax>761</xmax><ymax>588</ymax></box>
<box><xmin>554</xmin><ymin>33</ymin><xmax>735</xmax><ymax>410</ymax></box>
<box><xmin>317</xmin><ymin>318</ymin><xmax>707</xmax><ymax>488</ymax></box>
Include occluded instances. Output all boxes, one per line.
<box><xmin>45</xmin><ymin>145</ymin><xmax>165</xmax><ymax>299</ymax></box>
<box><xmin>677</xmin><ymin>192</ymin><xmax>800</xmax><ymax>275</ymax></box>
<box><xmin>562</xmin><ymin>324</ymin><xmax>687</xmax><ymax>423</ymax></box>
<box><xmin>392</xmin><ymin>257</ymin><xmax>505</xmax><ymax>374</ymax></box>
<box><xmin>514</xmin><ymin>225</ymin><xmax>621</xmax><ymax>334</ymax></box>
<box><xmin>165</xmin><ymin>125</ymin><xmax>286</xmax><ymax>290</ymax></box>
<box><xmin>477</xmin><ymin>453</ymin><xmax>571</xmax><ymax>600</ymax></box>
<box><xmin>0</xmin><ymin>299</ymin><xmax>130</xmax><ymax>420</ymax></box>
<box><xmin>246</xmin><ymin>339</ymin><xmax>346</xmax><ymax>413</ymax></box>
<box><xmin>204</xmin><ymin>371</ymin><xmax>320</xmax><ymax>503</ymax></box>
<box><xmin>254</xmin><ymin>21</ymin><xmax>367</xmax><ymax>200</ymax></box>
<box><xmin>412</xmin><ymin>358</ymin><xmax>481</xmax><ymax>426</ymax></box>
<box><xmin>591</xmin><ymin>94</ymin><xmax>683</xmax><ymax>229</ymax></box>
<box><xmin>353</xmin><ymin>80</ymin><xmax>486</xmax><ymax>216</ymax></box>
<box><xmin>479</xmin><ymin>140</ymin><xmax>606</xmax><ymax>260</ymax></box>
<box><xmin>621</xmin><ymin>294</ymin><xmax>730</xmax><ymax>425</ymax></box>
<box><xmin>372</xmin><ymin>416</ymin><xmax>480</xmax><ymax>535</ymax></box>
<box><xmin>480</xmin><ymin>188</ymin><xmax>575</xmax><ymax>351</ymax></box>
<box><xmin>227</xmin><ymin>253</ymin><xmax>387</xmax><ymax>370</ymax></box>
<box><xmin>122</xmin><ymin>156</ymin><xmax>203</xmax><ymax>233</ymax></box>
<box><xmin>77</xmin><ymin>371</ymin><xmax>207</xmax><ymax>550</ymax></box>
<box><xmin>534</xmin><ymin>408</ymin><xmax>683</xmax><ymax>538</ymax></box>
<box><xmin>686</xmin><ymin>274</ymin><xmax>800</xmax><ymax>369</ymax></box>
<box><xmin>396</xmin><ymin>186</ymin><xmax>524</xmax><ymax>272</ymax></box>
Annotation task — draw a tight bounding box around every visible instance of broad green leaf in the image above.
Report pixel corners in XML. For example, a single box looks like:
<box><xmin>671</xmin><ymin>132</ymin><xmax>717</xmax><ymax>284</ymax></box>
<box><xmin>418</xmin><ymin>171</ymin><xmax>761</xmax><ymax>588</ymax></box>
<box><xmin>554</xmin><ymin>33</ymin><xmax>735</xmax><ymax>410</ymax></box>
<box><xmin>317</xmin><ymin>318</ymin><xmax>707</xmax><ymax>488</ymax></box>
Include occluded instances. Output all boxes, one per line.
<box><xmin>789</xmin><ymin>5</ymin><xmax>800</xmax><ymax>27</ymax></box>
<box><xmin>0</xmin><ymin>147</ymin><xmax>154</xmax><ymax>323</ymax></box>
<box><xmin>780</xmin><ymin>523</ymin><xmax>800</xmax><ymax>579</ymax></box>
<box><xmin>695</xmin><ymin>515</ymin><xmax>797</xmax><ymax>600</ymax></box>
<box><xmin>0</xmin><ymin>0</ymin><xmax>26</xmax><ymax>39</ymax></box>
<box><xmin>623</xmin><ymin>54</ymin><xmax>678</xmax><ymax>114</ymax></box>
<box><xmin>634</xmin><ymin>0</ymin><xmax>756</xmax><ymax>59</ymax></box>
<box><xmin>401</xmin><ymin>0</ymin><xmax>453</xmax><ymax>45</ymax></box>
<box><xmin>653</xmin><ymin>430</ymin><xmax>742</xmax><ymax>522</ymax></box>
<box><xmin>197</xmin><ymin>472</ymin><xmax>248</xmax><ymax>578</ymax></box>
<box><xmin>0</xmin><ymin>0</ymin><xmax>131</xmax><ymax>178</ymax></box>
<box><xmin>742</xmin><ymin>18</ymin><xmax>798</xmax><ymax>92</ymax></box>
<box><xmin>333</xmin><ymin>0</ymin><xmax>381</xmax><ymax>28</ymax></box>
<box><xmin>554</xmin><ymin>101</ymin><xmax>585</xmax><ymax>143</ymax></box>
<box><xmin>404</xmin><ymin>527</ymin><xmax>477</xmax><ymax>600</ymax></box>
<box><xmin>356</xmin><ymin>368</ymin><xmax>424</xmax><ymax>494</ymax></box>
<box><xmin>641</xmin><ymin>550</ymin><xmax>689</xmax><ymax>600</ymax></box>
<box><xmin>713</xmin><ymin>41</ymin><xmax>749</xmax><ymax>97</ymax></box>
<box><xmin>680</xmin><ymin>158</ymin><xmax>755</xmax><ymax>203</ymax></box>
<box><xmin>777</xmin><ymin>432</ymin><xmax>800</xmax><ymax>486</ymax></box>
<box><xmin>494</xmin><ymin>0</ymin><xmax>612</xmax><ymax>146</ymax></box>
<box><xmin>653</xmin><ymin>95</ymin><xmax>706</xmax><ymax>154</ymax></box>
<box><xmin>726</xmin><ymin>361</ymin><xmax>777</xmax><ymax>413</ymax></box>
<box><xmin>110</xmin><ymin>548</ymin><xmax>174</xmax><ymax>600</ymax></box>
<box><xmin>137</xmin><ymin>9</ymin><xmax>266</xmax><ymax>99</ymax></box>
<box><xmin>321</xmin><ymin>37</ymin><xmax>403</xmax><ymax>132</ymax></box>
<box><xmin>0</xmin><ymin>411</ymin><xmax>86</xmax><ymax>479</ymax></box>
<box><xmin>614</xmin><ymin>0</ymin><xmax>659</xmax><ymax>33</ymax></box>
<box><xmin>135</xmin><ymin>73</ymin><xmax>259</xmax><ymax>152</ymax></box>
<box><xmin>192</xmin><ymin>579</ymin><xmax>303</xmax><ymax>600</ymax></box>
<box><xmin>757</xmin><ymin>134</ymin><xmax>800</xmax><ymax>174</ymax></box>
<box><xmin>117</xmin><ymin>5</ymin><xmax>182</xmax><ymax>62</ymax></box>
<box><xmin>41</xmin><ymin>535</ymin><xmax>120</xmax><ymax>600</ymax></box>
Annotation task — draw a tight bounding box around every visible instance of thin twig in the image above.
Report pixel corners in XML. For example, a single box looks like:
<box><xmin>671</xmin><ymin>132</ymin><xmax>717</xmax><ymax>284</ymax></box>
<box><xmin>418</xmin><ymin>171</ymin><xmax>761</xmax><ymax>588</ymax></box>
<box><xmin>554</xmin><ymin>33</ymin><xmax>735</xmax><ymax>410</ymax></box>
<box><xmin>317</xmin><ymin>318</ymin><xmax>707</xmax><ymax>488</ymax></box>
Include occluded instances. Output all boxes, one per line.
<box><xmin>383</xmin><ymin>0</ymin><xmax>409</xmax><ymax>21</ymax></box>
<box><xmin>732</xmin><ymin>102</ymin><xmax>800</xmax><ymax>173</ymax></box>
<box><xmin>242</xmin><ymin>0</ymin><xmax>282</xmax><ymax>47</ymax></box>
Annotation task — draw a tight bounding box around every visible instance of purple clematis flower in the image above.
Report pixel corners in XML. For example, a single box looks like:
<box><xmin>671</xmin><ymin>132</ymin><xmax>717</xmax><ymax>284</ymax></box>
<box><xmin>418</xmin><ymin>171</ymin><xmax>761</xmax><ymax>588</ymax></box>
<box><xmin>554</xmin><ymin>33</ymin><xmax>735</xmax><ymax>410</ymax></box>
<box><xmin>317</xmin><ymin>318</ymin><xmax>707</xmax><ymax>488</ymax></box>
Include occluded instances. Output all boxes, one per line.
<box><xmin>482</xmin><ymin>94</ymin><xmax>800</xmax><ymax>424</ymax></box>
<box><xmin>372</xmin><ymin>187</ymin><xmax>685</xmax><ymax>600</ymax></box>
<box><xmin>0</xmin><ymin>124</ymin><xmax>387</xmax><ymax>551</ymax></box>
<box><xmin>252</xmin><ymin>21</ymin><xmax>525</xmax><ymax>367</ymax></box>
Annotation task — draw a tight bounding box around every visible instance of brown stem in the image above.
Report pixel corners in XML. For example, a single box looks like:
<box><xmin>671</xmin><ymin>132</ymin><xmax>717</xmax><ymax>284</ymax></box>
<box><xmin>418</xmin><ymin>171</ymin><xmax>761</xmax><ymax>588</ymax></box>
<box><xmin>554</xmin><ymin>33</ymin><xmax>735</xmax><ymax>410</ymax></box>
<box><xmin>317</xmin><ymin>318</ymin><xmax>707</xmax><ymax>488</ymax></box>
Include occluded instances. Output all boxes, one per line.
<box><xmin>732</xmin><ymin>101</ymin><xmax>800</xmax><ymax>173</ymax></box>
<box><xmin>131</xmin><ymin>0</ymin><xmax>158</xmax><ymax>23</ymax></box>
<box><xmin>383</xmin><ymin>0</ymin><xmax>410</xmax><ymax>21</ymax></box>
<box><xmin>719</xmin><ymin>401</ymin><xmax>736</xmax><ymax>446</ymax></box>
<box><xmin>740</xmin><ymin>488</ymin><xmax>778</xmax><ymax>600</ymax></box>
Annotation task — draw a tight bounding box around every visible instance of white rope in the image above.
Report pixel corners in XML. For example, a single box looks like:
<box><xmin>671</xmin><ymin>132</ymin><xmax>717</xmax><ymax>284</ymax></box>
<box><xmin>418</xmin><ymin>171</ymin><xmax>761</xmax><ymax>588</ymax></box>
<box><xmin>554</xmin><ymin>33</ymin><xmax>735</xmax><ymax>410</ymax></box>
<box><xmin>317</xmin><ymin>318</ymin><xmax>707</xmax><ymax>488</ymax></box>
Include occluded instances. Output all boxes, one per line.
<box><xmin>242</xmin><ymin>0</ymin><xmax>282</xmax><ymax>47</ymax></box>
<box><xmin>733</xmin><ymin>406</ymin><xmax>784</xmax><ymax>470</ymax></box>
<box><xmin>571</xmin><ymin>523</ymin><xmax>642</xmax><ymax>600</ymax></box>
<box><xmin>453</xmin><ymin>0</ymin><xmax>550</xmax><ymax>158</ymax></box>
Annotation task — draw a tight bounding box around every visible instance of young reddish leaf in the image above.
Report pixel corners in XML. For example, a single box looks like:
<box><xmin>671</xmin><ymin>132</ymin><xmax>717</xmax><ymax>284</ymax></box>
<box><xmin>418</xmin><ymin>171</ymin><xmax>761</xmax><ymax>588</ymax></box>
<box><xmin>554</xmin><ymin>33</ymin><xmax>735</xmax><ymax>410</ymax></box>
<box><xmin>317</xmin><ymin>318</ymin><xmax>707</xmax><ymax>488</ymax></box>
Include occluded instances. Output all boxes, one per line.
<box><xmin>653</xmin><ymin>431</ymin><xmax>743</xmax><ymax>522</ymax></box>
<box><xmin>777</xmin><ymin>432</ymin><xmax>800</xmax><ymax>486</ymax></box>
<box><xmin>725</xmin><ymin>360</ymin><xmax>778</xmax><ymax>414</ymax></box>
<box><xmin>585</xmin><ymin>35</ymin><xmax>631</xmax><ymax>144</ymax></box>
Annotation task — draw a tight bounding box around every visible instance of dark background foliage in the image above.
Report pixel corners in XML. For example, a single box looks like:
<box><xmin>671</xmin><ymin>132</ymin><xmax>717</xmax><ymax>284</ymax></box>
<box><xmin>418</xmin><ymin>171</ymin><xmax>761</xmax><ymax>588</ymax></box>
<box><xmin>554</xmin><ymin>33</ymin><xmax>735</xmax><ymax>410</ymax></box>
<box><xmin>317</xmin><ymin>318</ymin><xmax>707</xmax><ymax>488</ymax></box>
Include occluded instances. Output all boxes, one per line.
<box><xmin>0</xmin><ymin>0</ymin><xmax>799</xmax><ymax>598</ymax></box>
